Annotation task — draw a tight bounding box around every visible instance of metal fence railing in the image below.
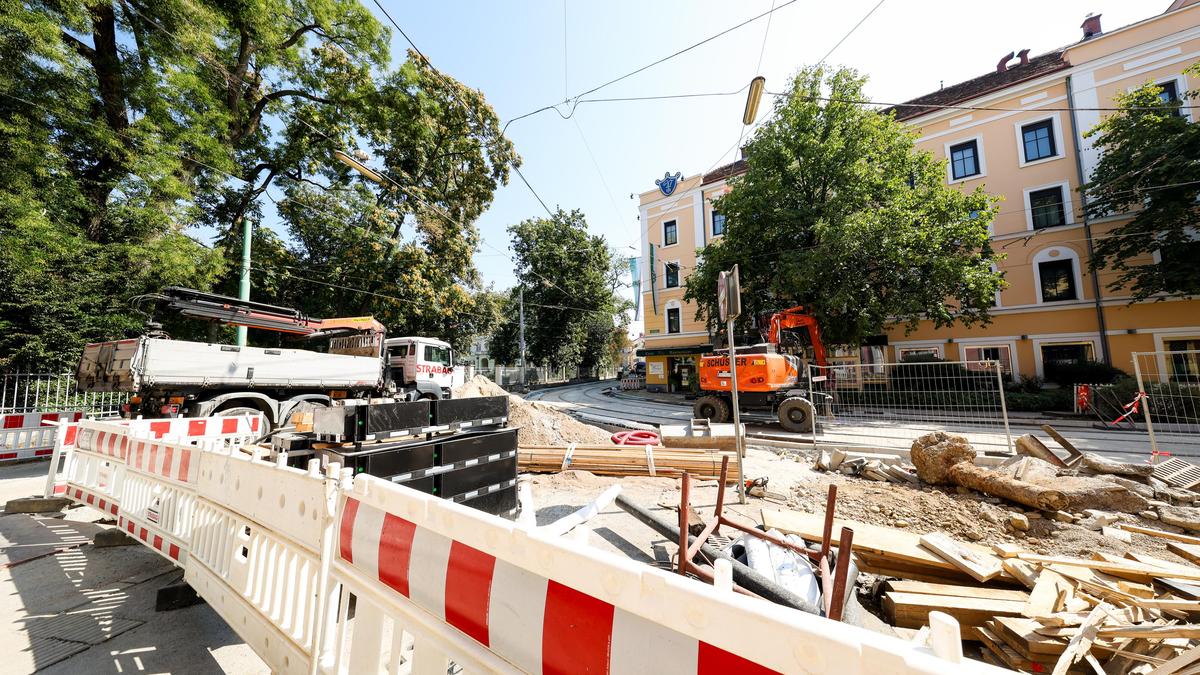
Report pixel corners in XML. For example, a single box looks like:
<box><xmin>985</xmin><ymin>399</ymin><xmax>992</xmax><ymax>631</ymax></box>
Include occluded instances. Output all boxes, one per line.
<box><xmin>808</xmin><ymin>359</ymin><xmax>1013</xmax><ymax>455</ymax></box>
<box><xmin>0</xmin><ymin>372</ymin><xmax>127</xmax><ymax>416</ymax></box>
<box><xmin>471</xmin><ymin>365</ymin><xmax>617</xmax><ymax>389</ymax></box>
<box><xmin>1133</xmin><ymin>350</ymin><xmax>1200</xmax><ymax>462</ymax></box>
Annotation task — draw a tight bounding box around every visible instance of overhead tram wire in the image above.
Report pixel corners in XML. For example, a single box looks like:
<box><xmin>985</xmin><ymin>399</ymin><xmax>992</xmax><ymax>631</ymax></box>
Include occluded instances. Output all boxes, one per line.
<box><xmin>368</xmin><ymin>0</ymin><xmax>555</xmax><ymax>218</ymax></box>
<box><xmin>503</xmin><ymin>0</ymin><xmax>802</xmax><ymax>133</ymax></box>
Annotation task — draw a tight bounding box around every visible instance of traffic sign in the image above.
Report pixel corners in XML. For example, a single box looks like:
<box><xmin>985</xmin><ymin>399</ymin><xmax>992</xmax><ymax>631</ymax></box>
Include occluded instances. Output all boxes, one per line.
<box><xmin>718</xmin><ymin>265</ymin><xmax>741</xmax><ymax>322</ymax></box>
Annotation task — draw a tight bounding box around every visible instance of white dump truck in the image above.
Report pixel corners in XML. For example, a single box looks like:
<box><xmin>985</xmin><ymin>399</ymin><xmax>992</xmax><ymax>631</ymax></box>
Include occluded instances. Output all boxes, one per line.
<box><xmin>76</xmin><ymin>287</ymin><xmax>455</xmax><ymax>428</ymax></box>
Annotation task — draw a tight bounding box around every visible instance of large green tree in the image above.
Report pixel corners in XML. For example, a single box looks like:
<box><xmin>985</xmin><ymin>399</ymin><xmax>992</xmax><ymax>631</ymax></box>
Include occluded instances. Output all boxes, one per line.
<box><xmin>506</xmin><ymin>209</ymin><xmax>628</xmax><ymax>370</ymax></box>
<box><xmin>0</xmin><ymin>1</ymin><xmax>516</xmax><ymax>368</ymax></box>
<box><xmin>1082</xmin><ymin>62</ymin><xmax>1200</xmax><ymax>301</ymax></box>
<box><xmin>684</xmin><ymin>66</ymin><xmax>1004</xmax><ymax>346</ymax></box>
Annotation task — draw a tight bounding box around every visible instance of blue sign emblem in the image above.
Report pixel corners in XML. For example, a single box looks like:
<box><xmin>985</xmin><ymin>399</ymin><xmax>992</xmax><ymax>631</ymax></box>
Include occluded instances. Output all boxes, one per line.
<box><xmin>655</xmin><ymin>171</ymin><xmax>682</xmax><ymax>197</ymax></box>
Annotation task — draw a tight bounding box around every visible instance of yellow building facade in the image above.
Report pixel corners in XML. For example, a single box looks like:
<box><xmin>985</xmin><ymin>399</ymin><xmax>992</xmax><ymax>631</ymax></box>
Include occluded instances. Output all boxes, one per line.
<box><xmin>637</xmin><ymin>1</ymin><xmax>1200</xmax><ymax>392</ymax></box>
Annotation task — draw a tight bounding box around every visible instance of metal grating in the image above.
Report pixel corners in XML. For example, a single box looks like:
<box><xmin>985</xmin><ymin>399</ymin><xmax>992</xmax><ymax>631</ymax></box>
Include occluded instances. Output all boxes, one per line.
<box><xmin>1152</xmin><ymin>457</ymin><xmax>1200</xmax><ymax>490</ymax></box>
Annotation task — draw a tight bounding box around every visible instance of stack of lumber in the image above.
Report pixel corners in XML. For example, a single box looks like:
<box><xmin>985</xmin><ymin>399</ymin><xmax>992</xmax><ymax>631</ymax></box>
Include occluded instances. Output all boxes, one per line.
<box><xmin>518</xmin><ymin>444</ymin><xmax>739</xmax><ymax>482</ymax></box>
<box><xmin>765</xmin><ymin>507</ymin><xmax>1200</xmax><ymax>673</ymax></box>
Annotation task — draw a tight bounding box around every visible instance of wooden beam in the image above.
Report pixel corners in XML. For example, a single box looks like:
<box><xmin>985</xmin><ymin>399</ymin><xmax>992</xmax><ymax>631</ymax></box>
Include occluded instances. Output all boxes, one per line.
<box><xmin>920</xmin><ymin>532</ymin><xmax>1003</xmax><ymax>582</ymax></box>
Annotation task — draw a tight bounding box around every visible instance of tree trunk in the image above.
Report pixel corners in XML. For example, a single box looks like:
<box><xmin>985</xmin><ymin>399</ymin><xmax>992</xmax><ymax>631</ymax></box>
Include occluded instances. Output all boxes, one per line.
<box><xmin>947</xmin><ymin>462</ymin><xmax>1070</xmax><ymax>512</ymax></box>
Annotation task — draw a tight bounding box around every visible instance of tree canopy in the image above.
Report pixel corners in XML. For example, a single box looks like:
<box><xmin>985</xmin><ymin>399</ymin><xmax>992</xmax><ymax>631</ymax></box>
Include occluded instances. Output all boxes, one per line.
<box><xmin>500</xmin><ymin>209</ymin><xmax>629</xmax><ymax>370</ymax></box>
<box><xmin>0</xmin><ymin>0</ymin><xmax>516</xmax><ymax>369</ymax></box>
<box><xmin>684</xmin><ymin>66</ymin><xmax>1004</xmax><ymax>345</ymax></box>
<box><xmin>1082</xmin><ymin>62</ymin><xmax>1200</xmax><ymax>301</ymax></box>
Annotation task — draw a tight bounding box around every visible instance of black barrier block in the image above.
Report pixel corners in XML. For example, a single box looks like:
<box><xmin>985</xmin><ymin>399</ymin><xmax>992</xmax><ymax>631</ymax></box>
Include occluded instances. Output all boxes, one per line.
<box><xmin>440</xmin><ymin>455</ymin><xmax>517</xmax><ymax>497</ymax></box>
<box><xmin>459</xmin><ymin>488</ymin><xmax>518</xmax><ymax>518</ymax></box>
<box><xmin>312</xmin><ymin>400</ymin><xmax>432</xmax><ymax>441</ymax></box>
<box><xmin>439</xmin><ymin>427</ymin><xmax>517</xmax><ymax>463</ymax></box>
<box><xmin>431</xmin><ymin>396</ymin><xmax>509</xmax><ymax>426</ymax></box>
<box><xmin>156</xmin><ymin>580</ymin><xmax>204</xmax><ymax>612</ymax></box>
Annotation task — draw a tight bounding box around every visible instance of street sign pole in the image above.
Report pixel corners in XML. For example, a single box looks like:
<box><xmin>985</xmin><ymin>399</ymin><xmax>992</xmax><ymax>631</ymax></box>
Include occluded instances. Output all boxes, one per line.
<box><xmin>719</xmin><ymin>265</ymin><xmax>746</xmax><ymax>505</ymax></box>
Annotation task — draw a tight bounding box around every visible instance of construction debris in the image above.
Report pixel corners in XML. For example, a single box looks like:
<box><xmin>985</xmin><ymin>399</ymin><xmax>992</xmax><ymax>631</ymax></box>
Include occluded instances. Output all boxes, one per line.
<box><xmin>912</xmin><ymin>432</ymin><xmax>1069</xmax><ymax>512</ymax></box>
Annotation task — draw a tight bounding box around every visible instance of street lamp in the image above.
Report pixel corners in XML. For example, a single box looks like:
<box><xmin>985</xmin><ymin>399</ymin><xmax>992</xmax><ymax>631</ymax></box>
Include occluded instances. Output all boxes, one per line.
<box><xmin>334</xmin><ymin>149</ymin><xmax>384</xmax><ymax>184</ymax></box>
<box><xmin>743</xmin><ymin>76</ymin><xmax>766</xmax><ymax>125</ymax></box>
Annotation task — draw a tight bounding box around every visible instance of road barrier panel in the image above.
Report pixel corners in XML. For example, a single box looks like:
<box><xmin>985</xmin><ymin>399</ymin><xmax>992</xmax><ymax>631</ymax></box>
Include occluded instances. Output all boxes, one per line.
<box><xmin>0</xmin><ymin>410</ymin><xmax>82</xmax><ymax>462</ymax></box>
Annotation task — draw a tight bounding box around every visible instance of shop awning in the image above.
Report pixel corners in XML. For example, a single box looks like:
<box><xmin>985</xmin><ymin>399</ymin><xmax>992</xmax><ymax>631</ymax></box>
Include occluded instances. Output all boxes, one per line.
<box><xmin>636</xmin><ymin>344</ymin><xmax>713</xmax><ymax>357</ymax></box>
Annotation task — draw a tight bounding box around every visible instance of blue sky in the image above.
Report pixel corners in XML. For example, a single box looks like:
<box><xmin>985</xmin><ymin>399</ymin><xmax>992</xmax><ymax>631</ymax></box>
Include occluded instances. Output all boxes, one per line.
<box><xmin>355</xmin><ymin>1</ymin><xmax>1151</xmax><ymax>302</ymax></box>
<box><xmin>231</xmin><ymin>1</ymin><xmax>1154</xmax><ymax>334</ymax></box>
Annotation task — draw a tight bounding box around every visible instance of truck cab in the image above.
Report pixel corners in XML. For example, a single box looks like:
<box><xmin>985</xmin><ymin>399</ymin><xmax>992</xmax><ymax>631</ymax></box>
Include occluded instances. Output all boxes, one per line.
<box><xmin>386</xmin><ymin>337</ymin><xmax>455</xmax><ymax>400</ymax></box>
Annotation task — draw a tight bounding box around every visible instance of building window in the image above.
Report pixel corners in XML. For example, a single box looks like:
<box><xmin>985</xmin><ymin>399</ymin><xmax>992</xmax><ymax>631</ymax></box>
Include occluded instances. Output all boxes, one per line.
<box><xmin>898</xmin><ymin>347</ymin><xmax>941</xmax><ymax>361</ymax></box>
<box><xmin>712</xmin><ymin>211</ymin><xmax>726</xmax><ymax>237</ymax></box>
<box><xmin>1021</xmin><ymin>119</ymin><xmax>1057</xmax><ymax>162</ymax></box>
<box><xmin>1029</xmin><ymin>186</ymin><xmax>1066</xmax><ymax>229</ymax></box>
<box><xmin>666</xmin><ymin>307</ymin><xmax>681</xmax><ymax>334</ymax></box>
<box><xmin>1158</xmin><ymin>80</ymin><xmax>1181</xmax><ymax>116</ymax></box>
<box><xmin>949</xmin><ymin>140</ymin><xmax>980</xmax><ymax>180</ymax></box>
<box><xmin>664</xmin><ymin>262</ymin><xmax>679</xmax><ymax>288</ymax></box>
<box><xmin>1166</xmin><ymin>340</ymin><xmax>1200</xmax><ymax>383</ymax></box>
<box><xmin>1038</xmin><ymin>259</ymin><xmax>1078</xmax><ymax>302</ymax></box>
<box><xmin>1041</xmin><ymin>342</ymin><xmax>1094</xmax><ymax>380</ymax></box>
<box><xmin>663</xmin><ymin>220</ymin><xmax>678</xmax><ymax>246</ymax></box>
<box><xmin>963</xmin><ymin>345</ymin><xmax>1013</xmax><ymax>377</ymax></box>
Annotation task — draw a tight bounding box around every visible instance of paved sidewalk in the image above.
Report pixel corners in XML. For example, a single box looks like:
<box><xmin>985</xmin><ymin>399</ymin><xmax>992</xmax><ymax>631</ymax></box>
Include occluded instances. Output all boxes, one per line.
<box><xmin>0</xmin><ymin>461</ymin><xmax>266</xmax><ymax>674</ymax></box>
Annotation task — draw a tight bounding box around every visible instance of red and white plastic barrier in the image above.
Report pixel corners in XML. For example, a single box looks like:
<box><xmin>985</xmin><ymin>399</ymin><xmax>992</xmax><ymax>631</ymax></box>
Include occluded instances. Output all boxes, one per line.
<box><xmin>47</xmin><ymin>416</ymin><xmax>1002</xmax><ymax>675</ymax></box>
<box><xmin>0</xmin><ymin>410</ymin><xmax>82</xmax><ymax>462</ymax></box>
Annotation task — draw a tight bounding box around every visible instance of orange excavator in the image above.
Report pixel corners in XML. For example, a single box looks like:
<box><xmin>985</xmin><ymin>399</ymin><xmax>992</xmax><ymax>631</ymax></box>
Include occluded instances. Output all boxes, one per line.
<box><xmin>693</xmin><ymin>306</ymin><xmax>828</xmax><ymax>432</ymax></box>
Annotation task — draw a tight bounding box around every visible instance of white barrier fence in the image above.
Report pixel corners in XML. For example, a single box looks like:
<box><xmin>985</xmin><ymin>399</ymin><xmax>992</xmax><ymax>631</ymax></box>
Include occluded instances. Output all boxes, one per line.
<box><xmin>0</xmin><ymin>411</ymin><xmax>83</xmax><ymax>462</ymax></box>
<box><xmin>48</xmin><ymin>418</ymin><xmax>1001</xmax><ymax>674</ymax></box>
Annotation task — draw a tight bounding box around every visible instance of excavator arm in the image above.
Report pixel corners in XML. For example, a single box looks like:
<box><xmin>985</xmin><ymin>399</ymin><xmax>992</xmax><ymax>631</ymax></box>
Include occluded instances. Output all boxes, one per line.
<box><xmin>766</xmin><ymin>305</ymin><xmax>828</xmax><ymax>367</ymax></box>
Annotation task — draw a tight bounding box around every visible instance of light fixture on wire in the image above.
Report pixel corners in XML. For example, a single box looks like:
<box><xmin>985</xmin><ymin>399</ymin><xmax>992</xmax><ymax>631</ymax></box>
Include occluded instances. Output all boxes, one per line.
<box><xmin>743</xmin><ymin>76</ymin><xmax>766</xmax><ymax>125</ymax></box>
<box><xmin>333</xmin><ymin>150</ymin><xmax>383</xmax><ymax>184</ymax></box>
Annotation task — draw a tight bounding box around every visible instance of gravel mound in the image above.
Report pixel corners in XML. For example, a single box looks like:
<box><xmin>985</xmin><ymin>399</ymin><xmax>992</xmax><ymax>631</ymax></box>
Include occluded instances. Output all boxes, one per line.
<box><xmin>453</xmin><ymin>375</ymin><xmax>613</xmax><ymax>447</ymax></box>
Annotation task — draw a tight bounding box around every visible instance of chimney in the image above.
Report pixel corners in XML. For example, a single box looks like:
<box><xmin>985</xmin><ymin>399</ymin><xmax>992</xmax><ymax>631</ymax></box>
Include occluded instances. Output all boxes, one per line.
<box><xmin>1081</xmin><ymin>13</ymin><xmax>1102</xmax><ymax>40</ymax></box>
<box><xmin>996</xmin><ymin>51</ymin><xmax>1015</xmax><ymax>73</ymax></box>
<box><xmin>1017</xmin><ymin>48</ymin><xmax>1030</xmax><ymax>66</ymax></box>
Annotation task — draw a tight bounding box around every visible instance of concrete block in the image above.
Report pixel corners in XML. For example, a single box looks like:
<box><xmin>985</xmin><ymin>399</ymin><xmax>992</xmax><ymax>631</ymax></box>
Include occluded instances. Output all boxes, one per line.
<box><xmin>156</xmin><ymin>581</ymin><xmax>205</xmax><ymax>612</ymax></box>
<box><xmin>93</xmin><ymin>528</ymin><xmax>137</xmax><ymax>548</ymax></box>
<box><xmin>4</xmin><ymin>496</ymin><xmax>70</xmax><ymax>514</ymax></box>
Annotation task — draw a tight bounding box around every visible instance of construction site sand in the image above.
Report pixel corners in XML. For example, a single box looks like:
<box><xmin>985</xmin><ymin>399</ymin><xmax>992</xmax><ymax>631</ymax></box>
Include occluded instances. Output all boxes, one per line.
<box><xmin>454</xmin><ymin>375</ymin><xmax>613</xmax><ymax>447</ymax></box>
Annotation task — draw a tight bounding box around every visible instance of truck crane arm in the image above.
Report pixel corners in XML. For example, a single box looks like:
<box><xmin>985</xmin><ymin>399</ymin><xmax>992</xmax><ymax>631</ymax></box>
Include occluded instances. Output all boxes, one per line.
<box><xmin>157</xmin><ymin>286</ymin><xmax>385</xmax><ymax>336</ymax></box>
<box><xmin>766</xmin><ymin>305</ymin><xmax>828</xmax><ymax>367</ymax></box>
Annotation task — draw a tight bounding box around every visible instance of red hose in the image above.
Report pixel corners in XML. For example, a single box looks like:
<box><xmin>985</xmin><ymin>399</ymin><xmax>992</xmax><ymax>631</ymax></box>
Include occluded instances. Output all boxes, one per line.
<box><xmin>611</xmin><ymin>430</ymin><xmax>660</xmax><ymax>446</ymax></box>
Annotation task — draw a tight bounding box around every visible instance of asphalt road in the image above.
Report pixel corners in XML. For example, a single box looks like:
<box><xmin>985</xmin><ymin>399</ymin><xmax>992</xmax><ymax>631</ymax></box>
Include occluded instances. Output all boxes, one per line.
<box><xmin>527</xmin><ymin>380</ymin><xmax>1193</xmax><ymax>461</ymax></box>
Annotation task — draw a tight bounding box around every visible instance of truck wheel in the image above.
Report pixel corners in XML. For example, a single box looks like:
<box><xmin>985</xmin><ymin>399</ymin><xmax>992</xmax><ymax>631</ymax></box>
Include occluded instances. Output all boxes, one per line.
<box><xmin>693</xmin><ymin>395</ymin><xmax>730</xmax><ymax>423</ymax></box>
<box><xmin>778</xmin><ymin>397</ymin><xmax>814</xmax><ymax>433</ymax></box>
<box><xmin>216</xmin><ymin>406</ymin><xmax>259</xmax><ymax>418</ymax></box>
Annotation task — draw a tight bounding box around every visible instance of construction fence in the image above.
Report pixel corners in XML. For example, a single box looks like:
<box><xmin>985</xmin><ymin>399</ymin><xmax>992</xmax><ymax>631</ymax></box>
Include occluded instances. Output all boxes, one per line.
<box><xmin>1133</xmin><ymin>350</ymin><xmax>1200</xmax><ymax>461</ymax></box>
<box><xmin>808</xmin><ymin>360</ymin><xmax>1013</xmax><ymax>455</ymax></box>
<box><xmin>473</xmin><ymin>365</ymin><xmax>617</xmax><ymax>389</ymax></box>
<box><xmin>1</xmin><ymin>372</ymin><xmax>126</xmax><ymax>416</ymax></box>
<box><xmin>42</xmin><ymin>415</ymin><xmax>988</xmax><ymax>674</ymax></box>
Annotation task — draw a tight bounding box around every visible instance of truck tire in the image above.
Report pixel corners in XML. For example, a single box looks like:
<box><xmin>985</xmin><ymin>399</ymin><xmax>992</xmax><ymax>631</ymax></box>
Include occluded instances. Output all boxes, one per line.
<box><xmin>778</xmin><ymin>397</ymin><xmax>814</xmax><ymax>433</ymax></box>
<box><xmin>216</xmin><ymin>406</ymin><xmax>259</xmax><ymax>418</ymax></box>
<box><xmin>693</xmin><ymin>395</ymin><xmax>731</xmax><ymax>423</ymax></box>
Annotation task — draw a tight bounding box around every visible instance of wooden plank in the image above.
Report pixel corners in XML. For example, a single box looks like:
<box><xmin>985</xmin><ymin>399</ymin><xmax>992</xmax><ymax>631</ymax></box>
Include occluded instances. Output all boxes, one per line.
<box><xmin>1003</xmin><ymin>559</ymin><xmax>1041</xmax><ymax>590</ymax></box>
<box><xmin>1026</xmin><ymin>569</ymin><xmax>1074</xmax><ymax>618</ymax></box>
<box><xmin>993</xmin><ymin>615</ymin><xmax>1069</xmax><ymax>656</ymax></box>
<box><xmin>882</xmin><ymin>591</ymin><xmax>1026</xmax><ymax>629</ymax></box>
<box><xmin>1053</xmin><ymin>604</ymin><xmax>1107</xmax><ymax>675</ymax></box>
<box><xmin>920</xmin><ymin>532</ymin><xmax>1003</xmax><ymax>583</ymax></box>
<box><xmin>992</xmin><ymin>542</ymin><xmax>1024</xmax><ymax>559</ymax></box>
<box><xmin>1119</xmin><ymin>523</ymin><xmax>1200</xmax><ymax>547</ymax></box>
<box><xmin>883</xmin><ymin>580</ymin><xmax>1029</xmax><ymax>602</ymax></box>
<box><xmin>1020</xmin><ymin>554</ymin><xmax>1200</xmax><ymax>582</ymax></box>
<box><xmin>854</xmin><ymin>555</ymin><xmax>982</xmax><ymax>586</ymax></box>
<box><xmin>763</xmin><ymin>510</ymin><xmax>986</xmax><ymax>576</ymax></box>
<box><xmin>1169</xmin><ymin>542</ymin><xmax>1200</xmax><ymax>566</ymax></box>
<box><xmin>1125</xmin><ymin>551</ymin><xmax>1200</xmax><ymax>577</ymax></box>
<box><xmin>1098</xmin><ymin>625</ymin><xmax>1200</xmax><ymax>640</ymax></box>
<box><xmin>978</xmin><ymin>623</ymin><xmax>1074</xmax><ymax>672</ymax></box>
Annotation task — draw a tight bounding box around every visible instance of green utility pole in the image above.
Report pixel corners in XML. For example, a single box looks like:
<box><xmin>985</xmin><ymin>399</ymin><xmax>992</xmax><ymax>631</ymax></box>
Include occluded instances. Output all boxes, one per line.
<box><xmin>236</xmin><ymin>218</ymin><xmax>251</xmax><ymax>346</ymax></box>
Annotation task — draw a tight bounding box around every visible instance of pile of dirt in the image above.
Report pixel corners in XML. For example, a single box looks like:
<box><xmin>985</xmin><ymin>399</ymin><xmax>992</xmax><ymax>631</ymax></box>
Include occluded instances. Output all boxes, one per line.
<box><xmin>453</xmin><ymin>375</ymin><xmax>612</xmax><ymax>446</ymax></box>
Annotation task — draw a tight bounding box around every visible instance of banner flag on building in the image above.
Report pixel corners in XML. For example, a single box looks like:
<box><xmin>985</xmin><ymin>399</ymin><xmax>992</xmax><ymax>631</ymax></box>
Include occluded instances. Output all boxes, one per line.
<box><xmin>629</xmin><ymin>257</ymin><xmax>641</xmax><ymax>320</ymax></box>
<box><xmin>649</xmin><ymin>243</ymin><xmax>658</xmax><ymax>315</ymax></box>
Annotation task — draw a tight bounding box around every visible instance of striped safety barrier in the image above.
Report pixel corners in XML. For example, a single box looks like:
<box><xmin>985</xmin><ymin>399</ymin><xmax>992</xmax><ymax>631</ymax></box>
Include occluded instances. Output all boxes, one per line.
<box><xmin>45</xmin><ymin>417</ymin><xmax>1001</xmax><ymax>675</ymax></box>
<box><xmin>0</xmin><ymin>411</ymin><xmax>82</xmax><ymax>462</ymax></box>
